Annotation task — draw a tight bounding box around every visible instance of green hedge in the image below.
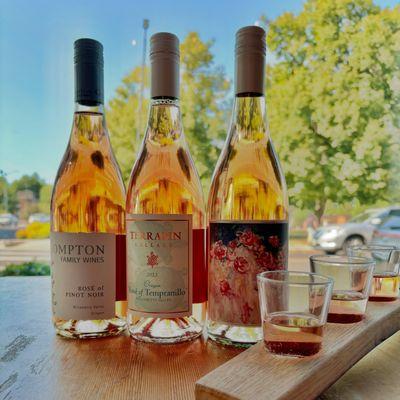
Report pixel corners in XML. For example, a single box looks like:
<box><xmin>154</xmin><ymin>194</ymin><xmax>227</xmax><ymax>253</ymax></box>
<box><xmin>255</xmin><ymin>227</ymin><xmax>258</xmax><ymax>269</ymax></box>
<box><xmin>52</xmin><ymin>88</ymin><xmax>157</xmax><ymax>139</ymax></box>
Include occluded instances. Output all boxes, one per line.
<box><xmin>289</xmin><ymin>230</ymin><xmax>308</xmax><ymax>239</ymax></box>
<box><xmin>0</xmin><ymin>262</ymin><xmax>50</xmax><ymax>276</ymax></box>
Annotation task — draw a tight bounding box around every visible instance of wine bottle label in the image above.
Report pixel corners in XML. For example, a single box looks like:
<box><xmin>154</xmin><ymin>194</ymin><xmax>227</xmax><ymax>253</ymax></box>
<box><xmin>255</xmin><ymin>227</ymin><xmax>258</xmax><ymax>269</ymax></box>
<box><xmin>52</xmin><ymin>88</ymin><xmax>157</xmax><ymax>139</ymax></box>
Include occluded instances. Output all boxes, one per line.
<box><xmin>126</xmin><ymin>214</ymin><xmax>193</xmax><ymax>318</ymax></box>
<box><xmin>208</xmin><ymin>221</ymin><xmax>288</xmax><ymax>326</ymax></box>
<box><xmin>50</xmin><ymin>232</ymin><xmax>116</xmax><ymax>321</ymax></box>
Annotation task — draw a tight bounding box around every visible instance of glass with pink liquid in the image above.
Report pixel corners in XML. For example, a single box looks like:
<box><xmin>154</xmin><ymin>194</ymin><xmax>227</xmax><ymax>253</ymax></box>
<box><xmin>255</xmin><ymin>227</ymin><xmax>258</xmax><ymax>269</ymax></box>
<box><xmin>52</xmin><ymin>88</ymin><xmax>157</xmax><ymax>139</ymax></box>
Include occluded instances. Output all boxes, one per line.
<box><xmin>257</xmin><ymin>271</ymin><xmax>333</xmax><ymax>357</ymax></box>
<box><xmin>348</xmin><ymin>245</ymin><xmax>400</xmax><ymax>302</ymax></box>
<box><xmin>310</xmin><ymin>255</ymin><xmax>374</xmax><ymax>323</ymax></box>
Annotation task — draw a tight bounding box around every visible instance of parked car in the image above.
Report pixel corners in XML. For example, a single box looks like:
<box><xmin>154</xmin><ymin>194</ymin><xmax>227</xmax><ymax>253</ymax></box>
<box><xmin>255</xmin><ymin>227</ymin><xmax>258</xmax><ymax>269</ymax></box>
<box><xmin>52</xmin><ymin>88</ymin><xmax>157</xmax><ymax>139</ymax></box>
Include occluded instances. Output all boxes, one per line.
<box><xmin>28</xmin><ymin>213</ymin><xmax>50</xmax><ymax>224</ymax></box>
<box><xmin>371</xmin><ymin>215</ymin><xmax>400</xmax><ymax>248</ymax></box>
<box><xmin>0</xmin><ymin>213</ymin><xmax>18</xmax><ymax>228</ymax></box>
<box><xmin>311</xmin><ymin>207</ymin><xmax>400</xmax><ymax>254</ymax></box>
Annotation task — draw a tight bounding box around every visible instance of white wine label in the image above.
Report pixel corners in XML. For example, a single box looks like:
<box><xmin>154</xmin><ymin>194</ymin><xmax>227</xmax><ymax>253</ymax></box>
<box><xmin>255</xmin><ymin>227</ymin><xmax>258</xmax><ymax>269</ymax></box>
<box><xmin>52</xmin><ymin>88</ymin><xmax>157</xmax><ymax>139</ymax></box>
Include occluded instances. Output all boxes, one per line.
<box><xmin>126</xmin><ymin>214</ymin><xmax>193</xmax><ymax>318</ymax></box>
<box><xmin>50</xmin><ymin>232</ymin><xmax>116</xmax><ymax>321</ymax></box>
<box><xmin>208</xmin><ymin>221</ymin><xmax>288</xmax><ymax>326</ymax></box>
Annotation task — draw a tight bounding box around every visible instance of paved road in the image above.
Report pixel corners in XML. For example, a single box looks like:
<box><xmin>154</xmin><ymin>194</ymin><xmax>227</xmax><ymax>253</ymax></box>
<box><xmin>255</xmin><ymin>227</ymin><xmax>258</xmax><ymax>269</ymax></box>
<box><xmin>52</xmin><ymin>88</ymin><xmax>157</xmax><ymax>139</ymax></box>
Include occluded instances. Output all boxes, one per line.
<box><xmin>0</xmin><ymin>239</ymin><xmax>50</xmax><ymax>268</ymax></box>
<box><xmin>289</xmin><ymin>249</ymin><xmax>324</xmax><ymax>271</ymax></box>
<box><xmin>0</xmin><ymin>239</ymin><xmax>323</xmax><ymax>271</ymax></box>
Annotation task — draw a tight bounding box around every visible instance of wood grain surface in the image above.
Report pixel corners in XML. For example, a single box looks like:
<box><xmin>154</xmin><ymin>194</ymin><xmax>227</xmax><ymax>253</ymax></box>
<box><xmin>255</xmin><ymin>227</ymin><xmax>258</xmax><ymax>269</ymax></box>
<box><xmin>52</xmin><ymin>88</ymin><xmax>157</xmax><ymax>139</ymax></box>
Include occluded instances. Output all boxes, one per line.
<box><xmin>196</xmin><ymin>299</ymin><xmax>400</xmax><ymax>400</ymax></box>
<box><xmin>0</xmin><ymin>277</ymin><xmax>241</xmax><ymax>400</ymax></box>
<box><xmin>2</xmin><ymin>277</ymin><xmax>400</xmax><ymax>400</ymax></box>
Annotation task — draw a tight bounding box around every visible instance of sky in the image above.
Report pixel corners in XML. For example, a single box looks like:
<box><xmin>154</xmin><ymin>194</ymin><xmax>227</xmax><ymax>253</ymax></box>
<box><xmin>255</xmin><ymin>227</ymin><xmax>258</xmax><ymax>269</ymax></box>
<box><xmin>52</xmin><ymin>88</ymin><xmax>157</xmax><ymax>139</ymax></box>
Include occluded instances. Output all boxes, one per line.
<box><xmin>0</xmin><ymin>0</ymin><xmax>398</xmax><ymax>184</ymax></box>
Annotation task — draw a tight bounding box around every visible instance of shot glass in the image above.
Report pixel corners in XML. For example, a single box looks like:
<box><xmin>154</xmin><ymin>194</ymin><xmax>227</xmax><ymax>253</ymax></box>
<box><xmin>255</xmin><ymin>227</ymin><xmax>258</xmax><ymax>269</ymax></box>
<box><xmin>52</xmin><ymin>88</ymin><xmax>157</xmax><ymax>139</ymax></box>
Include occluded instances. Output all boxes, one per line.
<box><xmin>348</xmin><ymin>245</ymin><xmax>400</xmax><ymax>302</ymax></box>
<box><xmin>310</xmin><ymin>255</ymin><xmax>374</xmax><ymax>323</ymax></box>
<box><xmin>257</xmin><ymin>271</ymin><xmax>333</xmax><ymax>357</ymax></box>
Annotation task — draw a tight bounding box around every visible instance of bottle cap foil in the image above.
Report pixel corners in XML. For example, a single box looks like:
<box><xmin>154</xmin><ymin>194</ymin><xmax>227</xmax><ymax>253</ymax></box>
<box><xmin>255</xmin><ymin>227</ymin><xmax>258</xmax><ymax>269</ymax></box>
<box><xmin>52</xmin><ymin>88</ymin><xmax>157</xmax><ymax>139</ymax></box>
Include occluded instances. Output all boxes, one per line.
<box><xmin>150</xmin><ymin>32</ymin><xmax>180</xmax><ymax>99</ymax></box>
<box><xmin>235</xmin><ymin>26</ymin><xmax>266</xmax><ymax>95</ymax></box>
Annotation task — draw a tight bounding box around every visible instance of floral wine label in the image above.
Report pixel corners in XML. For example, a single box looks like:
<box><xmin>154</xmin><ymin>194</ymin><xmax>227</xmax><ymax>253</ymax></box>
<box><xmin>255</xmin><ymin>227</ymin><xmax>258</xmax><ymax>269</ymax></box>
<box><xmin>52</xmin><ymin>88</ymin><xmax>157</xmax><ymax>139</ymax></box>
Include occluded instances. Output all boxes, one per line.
<box><xmin>208</xmin><ymin>221</ymin><xmax>288</xmax><ymax>326</ymax></box>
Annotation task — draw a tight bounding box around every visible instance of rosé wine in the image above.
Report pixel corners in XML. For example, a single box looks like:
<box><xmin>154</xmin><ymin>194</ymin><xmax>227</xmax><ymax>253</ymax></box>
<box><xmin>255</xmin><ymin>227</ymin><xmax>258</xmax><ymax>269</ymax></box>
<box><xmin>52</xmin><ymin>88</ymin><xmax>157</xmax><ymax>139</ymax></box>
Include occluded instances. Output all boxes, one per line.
<box><xmin>207</xmin><ymin>26</ymin><xmax>288</xmax><ymax>347</ymax></box>
<box><xmin>126</xmin><ymin>33</ymin><xmax>206</xmax><ymax>344</ymax></box>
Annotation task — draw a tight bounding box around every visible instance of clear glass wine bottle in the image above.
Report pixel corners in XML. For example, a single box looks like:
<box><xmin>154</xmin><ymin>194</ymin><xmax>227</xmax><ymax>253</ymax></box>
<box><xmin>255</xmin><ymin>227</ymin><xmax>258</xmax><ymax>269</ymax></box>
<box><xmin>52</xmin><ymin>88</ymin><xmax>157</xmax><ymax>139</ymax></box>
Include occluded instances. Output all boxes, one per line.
<box><xmin>126</xmin><ymin>33</ymin><xmax>207</xmax><ymax>344</ymax></box>
<box><xmin>207</xmin><ymin>26</ymin><xmax>289</xmax><ymax>347</ymax></box>
<box><xmin>51</xmin><ymin>39</ymin><xmax>127</xmax><ymax>339</ymax></box>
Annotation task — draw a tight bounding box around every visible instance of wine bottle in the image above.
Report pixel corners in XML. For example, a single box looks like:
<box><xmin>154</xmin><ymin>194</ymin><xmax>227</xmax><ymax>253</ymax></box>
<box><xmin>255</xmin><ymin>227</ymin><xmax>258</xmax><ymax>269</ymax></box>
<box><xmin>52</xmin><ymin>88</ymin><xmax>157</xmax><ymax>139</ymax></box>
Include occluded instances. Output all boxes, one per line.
<box><xmin>207</xmin><ymin>26</ymin><xmax>289</xmax><ymax>347</ymax></box>
<box><xmin>50</xmin><ymin>39</ymin><xmax>127</xmax><ymax>338</ymax></box>
<box><xmin>126</xmin><ymin>32</ymin><xmax>207</xmax><ymax>344</ymax></box>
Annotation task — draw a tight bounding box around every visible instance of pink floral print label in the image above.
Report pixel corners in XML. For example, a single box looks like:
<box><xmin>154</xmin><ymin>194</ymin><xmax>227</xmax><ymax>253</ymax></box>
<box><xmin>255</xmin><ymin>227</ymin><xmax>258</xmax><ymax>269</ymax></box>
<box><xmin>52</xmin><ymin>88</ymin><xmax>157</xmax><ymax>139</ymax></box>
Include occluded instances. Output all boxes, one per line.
<box><xmin>208</xmin><ymin>221</ymin><xmax>288</xmax><ymax>326</ymax></box>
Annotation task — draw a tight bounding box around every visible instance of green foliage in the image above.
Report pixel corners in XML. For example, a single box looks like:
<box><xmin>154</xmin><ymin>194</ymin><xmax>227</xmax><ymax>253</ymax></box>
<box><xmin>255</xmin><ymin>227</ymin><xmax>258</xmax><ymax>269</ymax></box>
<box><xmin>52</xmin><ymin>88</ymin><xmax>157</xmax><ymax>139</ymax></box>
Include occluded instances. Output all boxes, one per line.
<box><xmin>16</xmin><ymin>222</ymin><xmax>50</xmax><ymax>239</ymax></box>
<box><xmin>0</xmin><ymin>262</ymin><xmax>50</xmax><ymax>277</ymax></box>
<box><xmin>38</xmin><ymin>184</ymin><xmax>52</xmax><ymax>213</ymax></box>
<box><xmin>10</xmin><ymin>173</ymin><xmax>45</xmax><ymax>199</ymax></box>
<box><xmin>107</xmin><ymin>66</ymin><xmax>150</xmax><ymax>180</ymax></box>
<box><xmin>290</xmin><ymin>206</ymin><xmax>315</xmax><ymax>228</ymax></box>
<box><xmin>0</xmin><ymin>175</ymin><xmax>18</xmax><ymax>213</ymax></box>
<box><xmin>266</xmin><ymin>0</ymin><xmax>400</xmax><ymax>221</ymax></box>
<box><xmin>324</xmin><ymin>198</ymin><xmax>393</xmax><ymax>216</ymax></box>
<box><xmin>0</xmin><ymin>173</ymin><xmax>46</xmax><ymax>214</ymax></box>
<box><xmin>107</xmin><ymin>32</ymin><xmax>230</xmax><ymax>191</ymax></box>
<box><xmin>180</xmin><ymin>32</ymin><xmax>230</xmax><ymax>186</ymax></box>
<box><xmin>0</xmin><ymin>176</ymin><xmax>8</xmax><ymax>213</ymax></box>
<box><xmin>289</xmin><ymin>229</ymin><xmax>308</xmax><ymax>239</ymax></box>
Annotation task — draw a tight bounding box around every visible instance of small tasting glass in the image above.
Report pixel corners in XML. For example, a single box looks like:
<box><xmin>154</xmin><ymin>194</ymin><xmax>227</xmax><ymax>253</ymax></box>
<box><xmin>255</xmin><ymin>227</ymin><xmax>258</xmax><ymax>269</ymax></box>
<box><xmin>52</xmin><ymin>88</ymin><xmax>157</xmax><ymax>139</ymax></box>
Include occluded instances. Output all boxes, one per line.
<box><xmin>310</xmin><ymin>255</ymin><xmax>375</xmax><ymax>323</ymax></box>
<box><xmin>347</xmin><ymin>245</ymin><xmax>400</xmax><ymax>302</ymax></box>
<box><xmin>257</xmin><ymin>271</ymin><xmax>333</xmax><ymax>357</ymax></box>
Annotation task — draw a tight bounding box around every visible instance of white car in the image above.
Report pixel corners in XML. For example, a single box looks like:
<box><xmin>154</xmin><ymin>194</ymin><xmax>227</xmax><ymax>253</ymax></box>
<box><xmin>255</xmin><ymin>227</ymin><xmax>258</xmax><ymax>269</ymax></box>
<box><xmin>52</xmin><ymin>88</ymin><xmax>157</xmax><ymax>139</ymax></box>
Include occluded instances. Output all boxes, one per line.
<box><xmin>312</xmin><ymin>207</ymin><xmax>400</xmax><ymax>254</ymax></box>
<box><xmin>0</xmin><ymin>213</ymin><xmax>18</xmax><ymax>228</ymax></box>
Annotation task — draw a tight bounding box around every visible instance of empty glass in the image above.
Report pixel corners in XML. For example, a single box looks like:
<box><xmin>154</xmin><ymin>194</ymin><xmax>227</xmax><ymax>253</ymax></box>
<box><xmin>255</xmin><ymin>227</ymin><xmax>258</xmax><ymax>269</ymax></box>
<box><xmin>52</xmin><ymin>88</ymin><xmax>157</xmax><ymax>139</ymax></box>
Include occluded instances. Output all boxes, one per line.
<box><xmin>257</xmin><ymin>271</ymin><xmax>333</xmax><ymax>357</ymax></box>
<box><xmin>310</xmin><ymin>255</ymin><xmax>374</xmax><ymax>323</ymax></box>
<box><xmin>348</xmin><ymin>245</ymin><xmax>400</xmax><ymax>301</ymax></box>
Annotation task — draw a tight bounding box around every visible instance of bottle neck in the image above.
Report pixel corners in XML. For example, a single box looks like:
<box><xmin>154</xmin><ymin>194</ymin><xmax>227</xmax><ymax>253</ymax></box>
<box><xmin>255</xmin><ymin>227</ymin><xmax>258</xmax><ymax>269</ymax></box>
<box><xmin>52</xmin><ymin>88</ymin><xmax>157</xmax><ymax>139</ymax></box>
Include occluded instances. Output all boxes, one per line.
<box><xmin>71</xmin><ymin>102</ymin><xmax>108</xmax><ymax>143</ymax></box>
<box><xmin>74</xmin><ymin>102</ymin><xmax>104</xmax><ymax>114</ymax></box>
<box><xmin>145</xmin><ymin>98</ymin><xmax>183</xmax><ymax>145</ymax></box>
<box><xmin>231</xmin><ymin>94</ymin><xmax>267</xmax><ymax>142</ymax></box>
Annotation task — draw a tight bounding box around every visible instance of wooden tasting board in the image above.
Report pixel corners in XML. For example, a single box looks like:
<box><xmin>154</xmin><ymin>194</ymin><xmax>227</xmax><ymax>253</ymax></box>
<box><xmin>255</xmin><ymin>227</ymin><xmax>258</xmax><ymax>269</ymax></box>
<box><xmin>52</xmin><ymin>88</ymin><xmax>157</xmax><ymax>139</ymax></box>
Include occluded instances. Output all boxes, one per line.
<box><xmin>2</xmin><ymin>277</ymin><xmax>400</xmax><ymax>400</ymax></box>
<box><xmin>196</xmin><ymin>299</ymin><xmax>400</xmax><ymax>400</ymax></box>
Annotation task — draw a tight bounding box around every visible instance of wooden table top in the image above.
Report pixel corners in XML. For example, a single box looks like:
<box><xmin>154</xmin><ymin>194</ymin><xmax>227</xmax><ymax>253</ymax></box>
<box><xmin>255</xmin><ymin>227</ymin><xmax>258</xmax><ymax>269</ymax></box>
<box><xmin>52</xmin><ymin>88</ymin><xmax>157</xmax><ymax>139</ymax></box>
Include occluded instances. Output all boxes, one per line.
<box><xmin>1</xmin><ymin>277</ymin><xmax>400</xmax><ymax>400</ymax></box>
<box><xmin>0</xmin><ymin>277</ymin><xmax>241</xmax><ymax>400</ymax></box>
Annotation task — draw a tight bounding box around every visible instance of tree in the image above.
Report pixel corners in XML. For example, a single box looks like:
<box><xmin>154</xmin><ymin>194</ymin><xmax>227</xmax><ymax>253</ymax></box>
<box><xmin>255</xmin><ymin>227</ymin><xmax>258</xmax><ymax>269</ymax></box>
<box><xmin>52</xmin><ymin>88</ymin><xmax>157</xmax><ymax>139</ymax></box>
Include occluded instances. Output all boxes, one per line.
<box><xmin>10</xmin><ymin>173</ymin><xmax>45</xmax><ymax>200</ymax></box>
<box><xmin>0</xmin><ymin>176</ymin><xmax>8</xmax><ymax>213</ymax></box>
<box><xmin>265</xmin><ymin>0</ymin><xmax>400</xmax><ymax>221</ymax></box>
<box><xmin>1</xmin><ymin>173</ymin><xmax>45</xmax><ymax>214</ymax></box>
<box><xmin>107</xmin><ymin>32</ymin><xmax>230</xmax><ymax>190</ymax></box>
<box><xmin>107</xmin><ymin>66</ymin><xmax>150</xmax><ymax>180</ymax></box>
<box><xmin>38</xmin><ymin>184</ymin><xmax>53</xmax><ymax>213</ymax></box>
<box><xmin>180</xmin><ymin>32</ymin><xmax>230</xmax><ymax>185</ymax></box>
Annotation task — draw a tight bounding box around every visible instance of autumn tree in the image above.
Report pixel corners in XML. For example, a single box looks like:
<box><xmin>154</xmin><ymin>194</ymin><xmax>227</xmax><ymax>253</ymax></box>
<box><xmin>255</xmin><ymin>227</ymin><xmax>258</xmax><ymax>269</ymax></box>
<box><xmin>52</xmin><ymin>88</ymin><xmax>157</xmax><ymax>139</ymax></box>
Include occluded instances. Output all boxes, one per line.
<box><xmin>107</xmin><ymin>32</ymin><xmax>230</xmax><ymax>189</ymax></box>
<box><xmin>265</xmin><ymin>0</ymin><xmax>400</xmax><ymax>221</ymax></box>
<box><xmin>180</xmin><ymin>32</ymin><xmax>230</xmax><ymax>184</ymax></box>
<box><xmin>107</xmin><ymin>66</ymin><xmax>150</xmax><ymax>180</ymax></box>
<box><xmin>38</xmin><ymin>184</ymin><xmax>53</xmax><ymax>213</ymax></box>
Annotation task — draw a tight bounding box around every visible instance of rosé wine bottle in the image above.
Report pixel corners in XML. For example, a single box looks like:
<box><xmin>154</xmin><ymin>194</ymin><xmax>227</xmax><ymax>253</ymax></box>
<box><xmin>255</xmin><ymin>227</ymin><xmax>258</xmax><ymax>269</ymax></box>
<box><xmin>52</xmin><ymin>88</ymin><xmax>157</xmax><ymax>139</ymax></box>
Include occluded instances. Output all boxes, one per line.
<box><xmin>126</xmin><ymin>32</ymin><xmax>207</xmax><ymax>343</ymax></box>
<box><xmin>51</xmin><ymin>39</ymin><xmax>127</xmax><ymax>339</ymax></box>
<box><xmin>207</xmin><ymin>26</ymin><xmax>289</xmax><ymax>347</ymax></box>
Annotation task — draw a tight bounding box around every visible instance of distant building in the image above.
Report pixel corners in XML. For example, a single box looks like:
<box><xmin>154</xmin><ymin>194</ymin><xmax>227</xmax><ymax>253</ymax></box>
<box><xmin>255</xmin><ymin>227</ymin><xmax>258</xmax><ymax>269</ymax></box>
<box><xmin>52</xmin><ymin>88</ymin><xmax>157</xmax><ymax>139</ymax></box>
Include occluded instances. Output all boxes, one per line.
<box><xmin>17</xmin><ymin>190</ymin><xmax>38</xmax><ymax>220</ymax></box>
<box><xmin>321</xmin><ymin>214</ymin><xmax>350</xmax><ymax>226</ymax></box>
